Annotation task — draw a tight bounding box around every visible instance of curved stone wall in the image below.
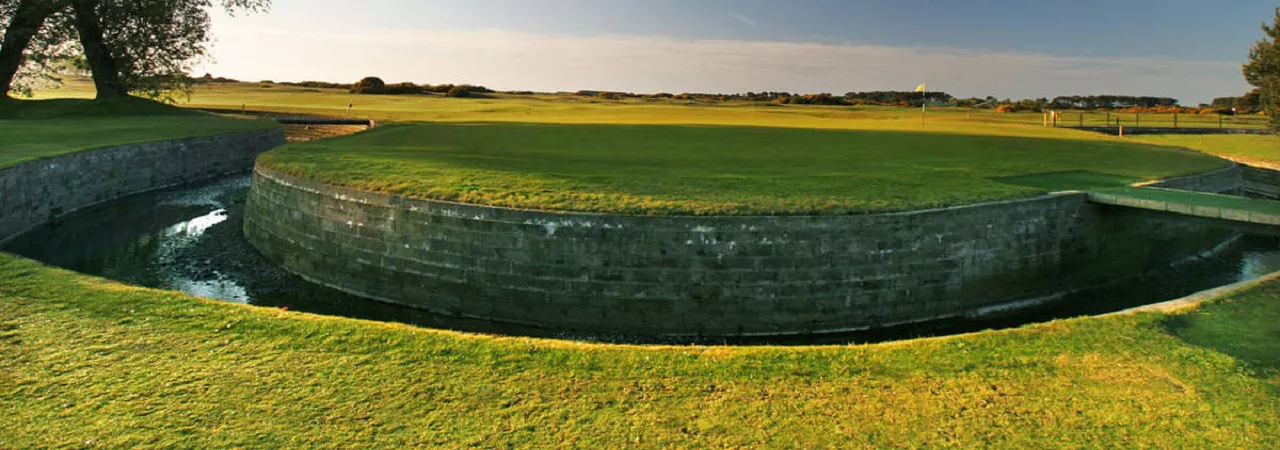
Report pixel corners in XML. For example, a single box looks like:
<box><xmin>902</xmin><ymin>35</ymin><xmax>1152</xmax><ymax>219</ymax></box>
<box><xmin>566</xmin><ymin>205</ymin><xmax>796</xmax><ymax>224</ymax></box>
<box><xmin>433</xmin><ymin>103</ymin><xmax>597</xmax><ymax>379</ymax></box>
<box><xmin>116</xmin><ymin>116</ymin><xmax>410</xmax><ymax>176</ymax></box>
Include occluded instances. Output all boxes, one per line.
<box><xmin>1244</xmin><ymin>165</ymin><xmax>1280</xmax><ymax>199</ymax></box>
<box><xmin>0</xmin><ymin>127</ymin><xmax>285</xmax><ymax>244</ymax></box>
<box><xmin>244</xmin><ymin>163</ymin><xmax>1241</xmax><ymax>337</ymax></box>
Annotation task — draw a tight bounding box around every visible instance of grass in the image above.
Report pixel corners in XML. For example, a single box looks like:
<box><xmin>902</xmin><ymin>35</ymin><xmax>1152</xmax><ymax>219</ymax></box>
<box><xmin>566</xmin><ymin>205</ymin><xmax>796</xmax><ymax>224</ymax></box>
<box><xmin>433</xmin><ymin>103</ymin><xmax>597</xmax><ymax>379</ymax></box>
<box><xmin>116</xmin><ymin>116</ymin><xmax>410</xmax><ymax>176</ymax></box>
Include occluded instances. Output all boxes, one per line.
<box><xmin>258</xmin><ymin>122</ymin><xmax>1226</xmax><ymax>215</ymax></box>
<box><xmin>6</xmin><ymin>81</ymin><xmax>1277</xmax><ymax>447</ymax></box>
<box><xmin>1131</xmin><ymin>134</ymin><xmax>1280</xmax><ymax>167</ymax></box>
<box><xmin>0</xmin><ymin>98</ymin><xmax>277</xmax><ymax>169</ymax></box>
<box><xmin>34</xmin><ymin>78</ymin><xmax>1269</xmax><ymax>136</ymax></box>
<box><xmin>1</xmin><ymin>253</ymin><xmax>1277</xmax><ymax>448</ymax></box>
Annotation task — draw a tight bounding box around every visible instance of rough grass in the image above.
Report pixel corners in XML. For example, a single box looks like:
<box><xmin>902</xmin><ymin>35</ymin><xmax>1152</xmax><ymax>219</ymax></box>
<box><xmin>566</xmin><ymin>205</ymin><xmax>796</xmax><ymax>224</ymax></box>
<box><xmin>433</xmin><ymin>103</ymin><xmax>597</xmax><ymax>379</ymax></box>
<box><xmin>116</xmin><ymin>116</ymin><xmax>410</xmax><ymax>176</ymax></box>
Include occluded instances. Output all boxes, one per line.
<box><xmin>0</xmin><ymin>98</ymin><xmax>277</xmax><ymax>168</ymax></box>
<box><xmin>258</xmin><ymin>122</ymin><xmax>1226</xmax><ymax>215</ymax></box>
<box><xmin>1</xmin><ymin>253</ymin><xmax>1277</xmax><ymax>448</ymax></box>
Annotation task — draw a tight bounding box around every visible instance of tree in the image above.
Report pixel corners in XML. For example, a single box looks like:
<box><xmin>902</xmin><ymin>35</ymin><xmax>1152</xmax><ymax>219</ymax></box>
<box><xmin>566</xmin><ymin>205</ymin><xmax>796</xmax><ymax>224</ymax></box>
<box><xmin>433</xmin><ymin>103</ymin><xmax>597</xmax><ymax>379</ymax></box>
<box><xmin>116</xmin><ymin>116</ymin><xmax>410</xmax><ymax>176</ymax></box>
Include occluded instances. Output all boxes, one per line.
<box><xmin>0</xmin><ymin>0</ymin><xmax>77</xmax><ymax>97</ymax></box>
<box><xmin>1</xmin><ymin>0</ymin><xmax>270</xmax><ymax>100</ymax></box>
<box><xmin>1244</xmin><ymin>7</ymin><xmax>1280</xmax><ymax>130</ymax></box>
<box><xmin>350</xmin><ymin>76</ymin><xmax>386</xmax><ymax>94</ymax></box>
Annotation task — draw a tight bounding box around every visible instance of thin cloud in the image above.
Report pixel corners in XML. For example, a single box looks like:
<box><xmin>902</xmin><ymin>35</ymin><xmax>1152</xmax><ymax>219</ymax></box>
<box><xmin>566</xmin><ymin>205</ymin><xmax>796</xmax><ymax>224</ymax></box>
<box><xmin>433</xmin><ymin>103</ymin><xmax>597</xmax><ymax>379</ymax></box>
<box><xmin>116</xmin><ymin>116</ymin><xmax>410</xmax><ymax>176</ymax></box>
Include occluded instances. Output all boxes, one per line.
<box><xmin>729</xmin><ymin>13</ymin><xmax>756</xmax><ymax>26</ymax></box>
<box><xmin>202</xmin><ymin>25</ymin><xmax>1249</xmax><ymax>104</ymax></box>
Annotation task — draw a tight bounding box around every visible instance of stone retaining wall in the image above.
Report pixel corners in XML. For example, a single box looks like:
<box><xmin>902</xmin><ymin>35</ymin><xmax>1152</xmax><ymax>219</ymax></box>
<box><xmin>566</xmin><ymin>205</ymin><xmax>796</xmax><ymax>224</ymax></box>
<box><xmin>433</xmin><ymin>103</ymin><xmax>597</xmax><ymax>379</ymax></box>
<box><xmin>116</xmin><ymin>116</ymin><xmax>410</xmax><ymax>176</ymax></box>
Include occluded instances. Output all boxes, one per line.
<box><xmin>0</xmin><ymin>127</ymin><xmax>284</xmax><ymax>243</ymax></box>
<box><xmin>244</xmin><ymin>164</ymin><xmax>1241</xmax><ymax>338</ymax></box>
<box><xmin>1244</xmin><ymin>165</ymin><xmax>1280</xmax><ymax>199</ymax></box>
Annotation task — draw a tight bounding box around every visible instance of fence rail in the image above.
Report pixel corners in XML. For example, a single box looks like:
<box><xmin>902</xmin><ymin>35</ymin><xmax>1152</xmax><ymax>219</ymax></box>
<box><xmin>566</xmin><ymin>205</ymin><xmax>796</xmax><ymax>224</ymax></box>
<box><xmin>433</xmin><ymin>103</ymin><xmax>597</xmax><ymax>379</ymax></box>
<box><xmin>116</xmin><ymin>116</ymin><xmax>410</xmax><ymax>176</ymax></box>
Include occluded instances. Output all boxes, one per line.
<box><xmin>1043</xmin><ymin>111</ymin><xmax>1270</xmax><ymax>130</ymax></box>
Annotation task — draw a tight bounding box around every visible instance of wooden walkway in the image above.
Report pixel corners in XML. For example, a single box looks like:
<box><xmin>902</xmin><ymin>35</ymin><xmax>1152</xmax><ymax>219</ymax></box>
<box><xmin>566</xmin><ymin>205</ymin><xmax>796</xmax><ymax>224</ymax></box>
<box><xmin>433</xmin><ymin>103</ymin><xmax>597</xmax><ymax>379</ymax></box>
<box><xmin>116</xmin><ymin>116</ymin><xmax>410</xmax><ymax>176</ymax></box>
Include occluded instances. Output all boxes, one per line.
<box><xmin>1087</xmin><ymin>187</ymin><xmax>1280</xmax><ymax>229</ymax></box>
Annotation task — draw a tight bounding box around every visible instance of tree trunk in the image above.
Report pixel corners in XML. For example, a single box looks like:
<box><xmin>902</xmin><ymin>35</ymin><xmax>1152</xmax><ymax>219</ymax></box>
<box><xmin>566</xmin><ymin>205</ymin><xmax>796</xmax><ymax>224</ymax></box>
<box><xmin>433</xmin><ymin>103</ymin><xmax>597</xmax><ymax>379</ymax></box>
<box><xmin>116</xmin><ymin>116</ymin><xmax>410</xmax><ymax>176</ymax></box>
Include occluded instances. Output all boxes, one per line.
<box><xmin>0</xmin><ymin>0</ymin><xmax>61</xmax><ymax>97</ymax></box>
<box><xmin>71</xmin><ymin>0</ymin><xmax>125</xmax><ymax>99</ymax></box>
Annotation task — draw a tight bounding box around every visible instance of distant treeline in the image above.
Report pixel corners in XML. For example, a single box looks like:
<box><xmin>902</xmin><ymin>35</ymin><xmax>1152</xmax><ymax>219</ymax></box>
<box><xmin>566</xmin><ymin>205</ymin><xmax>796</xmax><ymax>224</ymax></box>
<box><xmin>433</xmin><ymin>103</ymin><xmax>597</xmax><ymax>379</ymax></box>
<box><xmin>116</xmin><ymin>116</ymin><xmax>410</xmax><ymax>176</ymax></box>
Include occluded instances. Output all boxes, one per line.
<box><xmin>1210</xmin><ymin>89</ymin><xmax>1263</xmax><ymax>113</ymax></box>
<box><xmin>349</xmin><ymin>77</ymin><xmax>493</xmax><ymax>98</ymax></box>
<box><xmin>572</xmin><ymin>90</ymin><xmax>957</xmax><ymax>106</ymax></box>
<box><xmin>1048</xmin><ymin>95</ymin><xmax>1179</xmax><ymax>109</ymax></box>
<box><xmin>192</xmin><ymin>73</ymin><xmax>1259</xmax><ymax>114</ymax></box>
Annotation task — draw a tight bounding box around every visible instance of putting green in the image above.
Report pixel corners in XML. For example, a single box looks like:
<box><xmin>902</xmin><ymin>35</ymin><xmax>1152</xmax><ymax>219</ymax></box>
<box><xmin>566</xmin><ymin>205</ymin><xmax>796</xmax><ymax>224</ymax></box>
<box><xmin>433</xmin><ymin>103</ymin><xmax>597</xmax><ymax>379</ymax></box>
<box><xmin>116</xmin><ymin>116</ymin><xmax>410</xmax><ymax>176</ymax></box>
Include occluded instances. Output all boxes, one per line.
<box><xmin>259</xmin><ymin>122</ymin><xmax>1228</xmax><ymax>215</ymax></box>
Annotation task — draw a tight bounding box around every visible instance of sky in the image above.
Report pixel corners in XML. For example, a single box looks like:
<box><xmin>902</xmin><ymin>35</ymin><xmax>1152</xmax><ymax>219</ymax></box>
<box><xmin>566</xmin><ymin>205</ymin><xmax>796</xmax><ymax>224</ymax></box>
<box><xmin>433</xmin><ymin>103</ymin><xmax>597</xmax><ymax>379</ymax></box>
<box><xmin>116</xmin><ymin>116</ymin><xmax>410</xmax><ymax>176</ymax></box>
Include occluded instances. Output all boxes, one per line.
<box><xmin>199</xmin><ymin>0</ymin><xmax>1279</xmax><ymax>104</ymax></box>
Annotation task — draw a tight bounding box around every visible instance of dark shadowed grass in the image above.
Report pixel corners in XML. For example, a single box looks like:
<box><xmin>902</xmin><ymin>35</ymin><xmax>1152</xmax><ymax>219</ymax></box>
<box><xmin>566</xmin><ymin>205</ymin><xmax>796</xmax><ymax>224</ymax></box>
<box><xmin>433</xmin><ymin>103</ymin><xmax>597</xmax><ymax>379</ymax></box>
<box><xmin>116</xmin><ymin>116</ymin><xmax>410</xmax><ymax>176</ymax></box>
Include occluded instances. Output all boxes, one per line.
<box><xmin>1165</xmin><ymin>281</ymin><xmax>1280</xmax><ymax>372</ymax></box>
<box><xmin>1</xmin><ymin>253</ymin><xmax>1277</xmax><ymax>448</ymax></box>
<box><xmin>259</xmin><ymin>122</ymin><xmax>1227</xmax><ymax>215</ymax></box>
<box><xmin>0</xmin><ymin>97</ymin><xmax>204</xmax><ymax>120</ymax></box>
<box><xmin>0</xmin><ymin>98</ymin><xmax>277</xmax><ymax>169</ymax></box>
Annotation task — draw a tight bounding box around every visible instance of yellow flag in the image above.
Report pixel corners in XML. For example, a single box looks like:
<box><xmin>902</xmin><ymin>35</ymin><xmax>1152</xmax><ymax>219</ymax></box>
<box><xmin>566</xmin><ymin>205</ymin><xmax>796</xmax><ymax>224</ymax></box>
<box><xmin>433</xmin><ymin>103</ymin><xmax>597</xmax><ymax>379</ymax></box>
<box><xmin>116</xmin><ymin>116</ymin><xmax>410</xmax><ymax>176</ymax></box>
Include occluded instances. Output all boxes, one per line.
<box><xmin>915</xmin><ymin>83</ymin><xmax>927</xmax><ymax>93</ymax></box>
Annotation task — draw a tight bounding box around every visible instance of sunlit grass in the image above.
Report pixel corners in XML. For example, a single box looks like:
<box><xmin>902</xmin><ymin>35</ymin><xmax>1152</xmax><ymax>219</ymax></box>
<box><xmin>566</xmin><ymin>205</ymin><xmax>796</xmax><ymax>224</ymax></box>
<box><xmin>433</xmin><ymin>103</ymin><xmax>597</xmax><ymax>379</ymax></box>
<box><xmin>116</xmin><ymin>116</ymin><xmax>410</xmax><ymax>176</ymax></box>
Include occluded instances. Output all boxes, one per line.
<box><xmin>1</xmin><ymin>253</ymin><xmax>1277</xmax><ymax>448</ymax></box>
<box><xmin>6</xmin><ymin>79</ymin><xmax>1277</xmax><ymax>448</ymax></box>
<box><xmin>1131</xmin><ymin>134</ymin><xmax>1280</xmax><ymax>166</ymax></box>
<box><xmin>259</xmin><ymin>122</ymin><xmax>1226</xmax><ymax>215</ymax></box>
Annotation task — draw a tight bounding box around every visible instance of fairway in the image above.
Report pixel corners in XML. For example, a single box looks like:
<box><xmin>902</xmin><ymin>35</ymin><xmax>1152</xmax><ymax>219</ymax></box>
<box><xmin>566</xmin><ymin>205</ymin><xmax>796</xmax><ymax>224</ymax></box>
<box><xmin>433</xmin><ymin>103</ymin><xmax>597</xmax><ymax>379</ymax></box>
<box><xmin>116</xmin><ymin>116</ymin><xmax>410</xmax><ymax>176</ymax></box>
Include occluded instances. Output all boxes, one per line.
<box><xmin>35</xmin><ymin>79</ymin><xmax>1270</xmax><ymax>139</ymax></box>
<box><xmin>260</xmin><ymin>122</ymin><xmax>1227</xmax><ymax>215</ymax></box>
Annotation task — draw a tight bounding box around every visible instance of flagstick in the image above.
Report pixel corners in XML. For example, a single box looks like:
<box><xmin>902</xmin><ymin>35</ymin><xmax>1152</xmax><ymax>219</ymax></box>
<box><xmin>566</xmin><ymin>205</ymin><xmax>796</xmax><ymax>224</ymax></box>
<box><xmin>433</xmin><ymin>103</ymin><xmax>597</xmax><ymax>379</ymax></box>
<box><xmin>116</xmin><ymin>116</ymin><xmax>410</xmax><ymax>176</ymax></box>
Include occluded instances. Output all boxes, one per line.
<box><xmin>921</xmin><ymin>89</ymin><xmax>927</xmax><ymax>127</ymax></box>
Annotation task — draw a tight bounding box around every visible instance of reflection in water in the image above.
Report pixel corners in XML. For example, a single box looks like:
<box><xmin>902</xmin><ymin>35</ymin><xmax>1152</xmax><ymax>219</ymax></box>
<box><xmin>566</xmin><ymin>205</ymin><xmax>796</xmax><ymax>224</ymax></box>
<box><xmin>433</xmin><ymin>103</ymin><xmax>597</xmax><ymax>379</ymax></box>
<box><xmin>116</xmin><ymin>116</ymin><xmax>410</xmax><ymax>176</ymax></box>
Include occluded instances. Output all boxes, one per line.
<box><xmin>4</xmin><ymin>175</ymin><xmax>1280</xmax><ymax>345</ymax></box>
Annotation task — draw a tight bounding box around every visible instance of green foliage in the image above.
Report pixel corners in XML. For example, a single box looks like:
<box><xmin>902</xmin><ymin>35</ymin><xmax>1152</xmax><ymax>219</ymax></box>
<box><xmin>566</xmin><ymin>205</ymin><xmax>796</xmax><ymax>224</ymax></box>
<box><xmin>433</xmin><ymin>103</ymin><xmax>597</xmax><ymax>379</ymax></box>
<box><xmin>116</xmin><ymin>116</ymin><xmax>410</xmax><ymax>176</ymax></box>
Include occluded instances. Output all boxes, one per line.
<box><xmin>444</xmin><ymin>85</ymin><xmax>472</xmax><ymax>98</ymax></box>
<box><xmin>350</xmin><ymin>76</ymin><xmax>386</xmax><ymax>94</ymax></box>
<box><xmin>349</xmin><ymin>78</ymin><xmax>490</xmax><ymax>97</ymax></box>
<box><xmin>1244</xmin><ymin>7</ymin><xmax>1280</xmax><ymax>130</ymax></box>
<box><xmin>0</xmin><ymin>0</ymin><xmax>271</xmax><ymax>99</ymax></box>
<box><xmin>1050</xmin><ymin>95</ymin><xmax>1180</xmax><ymax>109</ymax></box>
<box><xmin>257</xmin><ymin>122</ymin><xmax>1225</xmax><ymax>216</ymax></box>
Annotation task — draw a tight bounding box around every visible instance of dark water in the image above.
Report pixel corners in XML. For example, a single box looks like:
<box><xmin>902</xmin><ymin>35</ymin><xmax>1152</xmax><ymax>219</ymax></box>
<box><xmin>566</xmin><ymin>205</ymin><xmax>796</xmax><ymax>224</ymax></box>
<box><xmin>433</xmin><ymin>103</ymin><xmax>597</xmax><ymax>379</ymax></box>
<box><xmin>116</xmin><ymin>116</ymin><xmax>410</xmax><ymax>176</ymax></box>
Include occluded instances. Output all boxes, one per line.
<box><xmin>5</xmin><ymin>175</ymin><xmax>1280</xmax><ymax>346</ymax></box>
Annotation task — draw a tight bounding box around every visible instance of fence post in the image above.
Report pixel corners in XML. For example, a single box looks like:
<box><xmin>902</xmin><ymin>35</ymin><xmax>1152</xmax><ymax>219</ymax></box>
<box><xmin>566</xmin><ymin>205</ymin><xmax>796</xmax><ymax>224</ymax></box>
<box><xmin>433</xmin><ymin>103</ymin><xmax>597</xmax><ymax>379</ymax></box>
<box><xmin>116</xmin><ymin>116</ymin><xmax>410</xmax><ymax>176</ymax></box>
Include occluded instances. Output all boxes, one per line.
<box><xmin>1079</xmin><ymin>112</ymin><xmax>1084</xmax><ymax>128</ymax></box>
<box><xmin>1136</xmin><ymin>113</ymin><xmax>1140</xmax><ymax>128</ymax></box>
<box><xmin>1106</xmin><ymin>112</ymin><xmax>1111</xmax><ymax>127</ymax></box>
<box><xmin>1220</xmin><ymin>114</ymin><xmax>1224</xmax><ymax>129</ymax></box>
<box><xmin>1173</xmin><ymin>113</ymin><xmax>1178</xmax><ymax>128</ymax></box>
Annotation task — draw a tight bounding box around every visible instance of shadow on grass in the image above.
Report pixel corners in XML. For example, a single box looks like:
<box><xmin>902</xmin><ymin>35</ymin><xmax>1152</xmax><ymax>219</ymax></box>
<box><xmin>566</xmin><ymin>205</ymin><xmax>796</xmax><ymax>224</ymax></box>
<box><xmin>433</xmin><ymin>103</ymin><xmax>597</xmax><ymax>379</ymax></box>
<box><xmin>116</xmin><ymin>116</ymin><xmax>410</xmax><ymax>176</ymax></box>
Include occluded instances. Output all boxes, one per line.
<box><xmin>0</xmin><ymin>97</ymin><xmax>206</xmax><ymax>120</ymax></box>
<box><xmin>992</xmin><ymin>171</ymin><xmax>1139</xmax><ymax>192</ymax></box>
<box><xmin>1160</xmin><ymin>285</ymin><xmax>1280</xmax><ymax>374</ymax></box>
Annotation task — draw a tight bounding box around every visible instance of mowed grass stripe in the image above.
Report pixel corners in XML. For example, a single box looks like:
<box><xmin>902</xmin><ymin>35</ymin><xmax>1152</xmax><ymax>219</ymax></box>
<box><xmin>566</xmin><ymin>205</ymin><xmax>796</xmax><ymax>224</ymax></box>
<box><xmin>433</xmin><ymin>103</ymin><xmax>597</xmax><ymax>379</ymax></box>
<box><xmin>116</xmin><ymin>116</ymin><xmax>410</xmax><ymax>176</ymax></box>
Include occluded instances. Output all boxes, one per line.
<box><xmin>259</xmin><ymin>122</ymin><xmax>1228</xmax><ymax>215</ymax></box>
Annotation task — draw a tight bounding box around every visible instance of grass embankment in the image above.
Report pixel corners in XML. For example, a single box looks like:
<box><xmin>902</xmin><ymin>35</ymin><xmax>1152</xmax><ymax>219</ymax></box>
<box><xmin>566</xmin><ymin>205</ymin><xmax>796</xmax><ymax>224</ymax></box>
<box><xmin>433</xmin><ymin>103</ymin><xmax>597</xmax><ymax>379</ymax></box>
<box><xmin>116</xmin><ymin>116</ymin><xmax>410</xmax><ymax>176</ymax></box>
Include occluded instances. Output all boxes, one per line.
<box><xmin>1131</xmin><ymin>134</ymin><xmax>1280</xmax><ymax>167</ymax></box>
<box><xmin>1</xmin><ymin>253</ymin><xmax>1278</xmax><ymax>448</ymax></box>
<box><xmin>259</xmin><ymin>122</ymin><xmax>1225</xmax><ymax>215</ymax></box>
<box><xmin>0</xmin><ymin>98</ymin><xmax>276</xmax><ymax>168</ymax></box>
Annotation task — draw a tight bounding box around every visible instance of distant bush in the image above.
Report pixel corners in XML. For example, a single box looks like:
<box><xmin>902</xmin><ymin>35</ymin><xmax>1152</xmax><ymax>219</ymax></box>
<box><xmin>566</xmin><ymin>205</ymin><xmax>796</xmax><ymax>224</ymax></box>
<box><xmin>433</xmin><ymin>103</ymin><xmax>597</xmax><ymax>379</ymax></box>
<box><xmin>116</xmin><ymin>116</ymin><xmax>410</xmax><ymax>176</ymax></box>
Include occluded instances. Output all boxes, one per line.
<box><xmin>383</xmin><ymin>82</ymin><xmax>427</xmax><ymax>95</ymax></box>
<box><xmin>446</xmin><ymin>86</ymin><xmax>472</xmax><ymax>98</ymax></box>
<box><xmin>194</xmin><ymin>74</ymin><xmax>240</xmax><ymax>84</ymax></box>
<box><xmin>286</xmin><ymin>81</ymin><xmax>354</xmax><ymax>90</ymax></box>
<box><xmin>351</xmin><ymin>77</ymin><xmax>387</xmax><ymax>94</ymax></box>
<box><xmin>1115</xmin><ymin>106</ymin><xmax>1198</xmax><ymax>114</ymax></box>
<box><xmin>441</xmin><ymin>85</ymin><xmax>493</xmax><ymax>98</ymax></box>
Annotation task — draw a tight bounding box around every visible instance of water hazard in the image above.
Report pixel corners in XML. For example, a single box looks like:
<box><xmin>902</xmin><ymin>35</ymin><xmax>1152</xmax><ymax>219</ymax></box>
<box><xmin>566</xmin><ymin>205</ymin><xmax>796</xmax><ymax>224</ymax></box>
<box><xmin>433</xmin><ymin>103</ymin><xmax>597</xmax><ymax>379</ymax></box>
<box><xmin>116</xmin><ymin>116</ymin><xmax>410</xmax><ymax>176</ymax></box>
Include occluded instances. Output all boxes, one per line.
<box><xmin>5</xmin><ymin>175</ymin><xmax>1279</xmax><ymax>345</ymax></box>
